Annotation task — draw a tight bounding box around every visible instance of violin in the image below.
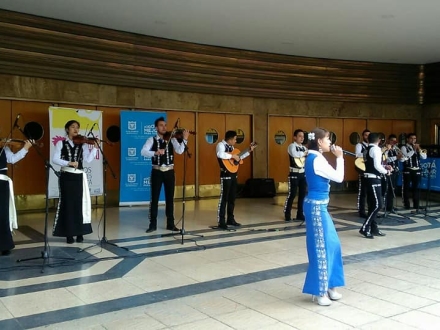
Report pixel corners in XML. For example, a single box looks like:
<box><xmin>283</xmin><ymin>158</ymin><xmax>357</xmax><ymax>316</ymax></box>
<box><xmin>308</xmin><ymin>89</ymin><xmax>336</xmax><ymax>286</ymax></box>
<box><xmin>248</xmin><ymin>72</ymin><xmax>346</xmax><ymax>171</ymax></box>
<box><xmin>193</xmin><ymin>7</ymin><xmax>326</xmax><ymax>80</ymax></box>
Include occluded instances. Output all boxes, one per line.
<box><xmin>72</xmin><ymin>135</ymin><xmax>112</xmax><ymax>146</ymax></box>
<box><xmin>163</xmin><ymin>128</ymin><xmax>196</xmax><ymax>141</ymax></box>
<box><xmin>0</xmin><ymin>138</ymin><xmax>42</xmax><ymax>148</ymax></box>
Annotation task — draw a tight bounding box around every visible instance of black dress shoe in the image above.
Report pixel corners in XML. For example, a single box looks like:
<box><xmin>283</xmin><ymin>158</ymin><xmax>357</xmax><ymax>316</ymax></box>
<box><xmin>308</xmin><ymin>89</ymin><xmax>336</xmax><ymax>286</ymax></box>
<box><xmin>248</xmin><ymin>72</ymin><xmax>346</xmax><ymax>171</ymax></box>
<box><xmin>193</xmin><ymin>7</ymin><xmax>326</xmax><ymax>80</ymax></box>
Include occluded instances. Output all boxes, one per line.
<box><xmin>218</xmin><ymin>223</ymin><xmax>228</xmax><ymax>230</ymax></box>
<box><xmin>166</xmin><ymin>225</ymin><xmax>180</xmax><ymax>231</ymax></box>
<box><xmin>285</xmin><ymin>218</ymin><xmax>293</xmax><ymax>222</ymax></box>
<box><xmin>1</xmin><ymin>250</ymin><xmax>11</xmax><ymax>256</ymax></box>
<box><xmin>227</xmin><ymin>220</ymin><xmax>241</xmax><ymax>226</ymax></box>
<box><xmin>146</xmin><ymin>227</ymin><xmax>157</xmax><ymax>233</ymax></box>
<box><xmin>66</xmin><ymin>236</ymin><xmax>75</xmax><ymax>244</ymax></box>
<box><xmin>372</xmin><ymin>230</ymin><xmax>386</xmax><ymax>237</ymax></box>
<box><xmin>295</xmin><ymin>216</ymin><xmax>305</xmax><ymax>222</ymax></box>
<box><xmin>359</xmin><ymin>213</ymin><xmax>368</xmax><ymax>219</ymax></box>
<box><xmin>359</xmin><ymin>229</ymin><xmax>374</xmax><ymax>239</ymax></box>
<box><xmin>76</xmin><ymin>235</ymin><xmax>84</xmax><ymax>243</ymax></box>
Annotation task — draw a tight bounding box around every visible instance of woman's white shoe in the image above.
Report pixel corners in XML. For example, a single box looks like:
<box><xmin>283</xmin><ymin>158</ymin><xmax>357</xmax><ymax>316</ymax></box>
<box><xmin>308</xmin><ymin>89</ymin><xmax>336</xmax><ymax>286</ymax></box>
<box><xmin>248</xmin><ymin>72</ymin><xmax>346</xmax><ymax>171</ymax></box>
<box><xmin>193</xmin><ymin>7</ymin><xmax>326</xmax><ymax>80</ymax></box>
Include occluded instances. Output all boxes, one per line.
<box><xmin>313</xmin><ymin>295</ymin><xmax>332</xmax><ymax>306</ymax></box>
<box><xmin>328</xmin><ymin>289</ymin><xmax>342</xmax><ymax>300</ymax></box>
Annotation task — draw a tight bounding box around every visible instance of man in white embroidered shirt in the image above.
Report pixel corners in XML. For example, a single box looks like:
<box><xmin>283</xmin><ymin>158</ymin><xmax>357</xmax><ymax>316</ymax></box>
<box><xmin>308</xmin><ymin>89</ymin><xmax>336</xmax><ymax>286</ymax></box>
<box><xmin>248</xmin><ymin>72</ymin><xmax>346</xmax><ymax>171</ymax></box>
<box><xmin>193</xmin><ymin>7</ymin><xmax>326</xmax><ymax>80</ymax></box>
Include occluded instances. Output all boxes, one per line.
<box><xmin>359</xmin><ymin>133</ymin><xmax>391</xmax><ymax>239</ymax></box>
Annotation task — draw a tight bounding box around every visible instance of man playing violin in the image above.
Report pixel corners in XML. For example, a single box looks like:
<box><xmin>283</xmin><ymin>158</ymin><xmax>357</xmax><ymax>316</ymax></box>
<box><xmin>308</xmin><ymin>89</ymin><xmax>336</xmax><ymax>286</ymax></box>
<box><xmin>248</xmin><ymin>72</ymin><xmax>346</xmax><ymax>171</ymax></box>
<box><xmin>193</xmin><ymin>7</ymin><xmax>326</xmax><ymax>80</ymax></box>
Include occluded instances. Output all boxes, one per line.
<box><xmin>284</xmin><ymin>129</ymin><xmax>307</xmax><ymax>222</ymax></box>
<box><xmin>0</xmin><ymin>139</ymin><xmax>33</xmax><ymax>256</ymax></box>
<box><xmin>401</xmin><ymin>133</ymin><xmax>427</xmax><ymax>210</ymax></box>
<box><xmin>216</xmin><ymin>130</ymin><xmax>255</xmax><ymax>230</ymax></box>
<box><xmin>52</xmin><ymin>120</ymin><xmax>99</xmax><ymax>244</ymax></box>
<box><xmin>141</xmin><ymin>117</ymin><xmax>189</xmax><ymax>233</ymax></box>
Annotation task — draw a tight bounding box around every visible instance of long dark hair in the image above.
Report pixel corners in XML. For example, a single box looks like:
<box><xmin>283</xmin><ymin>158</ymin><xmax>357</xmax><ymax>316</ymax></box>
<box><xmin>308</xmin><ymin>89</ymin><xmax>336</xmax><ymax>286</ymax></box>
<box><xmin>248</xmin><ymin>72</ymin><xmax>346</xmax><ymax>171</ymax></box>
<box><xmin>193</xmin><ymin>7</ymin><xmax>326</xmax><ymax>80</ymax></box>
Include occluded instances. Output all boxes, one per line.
<box><xmin>307</xmin><ymin>127</ymin><xmax>329</xmax><ymax>151</ymax></box>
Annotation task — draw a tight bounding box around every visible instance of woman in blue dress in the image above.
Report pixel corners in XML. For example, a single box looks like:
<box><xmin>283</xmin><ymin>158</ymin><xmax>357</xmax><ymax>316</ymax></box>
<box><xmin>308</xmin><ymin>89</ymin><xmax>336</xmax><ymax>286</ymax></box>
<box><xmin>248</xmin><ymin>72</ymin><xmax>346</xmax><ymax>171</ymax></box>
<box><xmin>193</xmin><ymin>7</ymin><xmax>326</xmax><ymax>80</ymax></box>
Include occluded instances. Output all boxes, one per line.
<box><xmin>302</xmin><ymin>127</ymin><xmax>345</xmax><ymax>306</ymax></box>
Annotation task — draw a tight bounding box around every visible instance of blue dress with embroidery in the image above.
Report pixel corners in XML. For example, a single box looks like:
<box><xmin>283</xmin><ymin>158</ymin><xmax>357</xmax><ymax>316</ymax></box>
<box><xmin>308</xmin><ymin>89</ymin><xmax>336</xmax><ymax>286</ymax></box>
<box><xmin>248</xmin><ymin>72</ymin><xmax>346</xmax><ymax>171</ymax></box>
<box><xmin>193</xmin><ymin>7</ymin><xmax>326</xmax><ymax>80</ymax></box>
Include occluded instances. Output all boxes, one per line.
<box><xmin>302</xmin><ymin>152</ymin><xmax>345</xmax><ymax>296</ymax></box>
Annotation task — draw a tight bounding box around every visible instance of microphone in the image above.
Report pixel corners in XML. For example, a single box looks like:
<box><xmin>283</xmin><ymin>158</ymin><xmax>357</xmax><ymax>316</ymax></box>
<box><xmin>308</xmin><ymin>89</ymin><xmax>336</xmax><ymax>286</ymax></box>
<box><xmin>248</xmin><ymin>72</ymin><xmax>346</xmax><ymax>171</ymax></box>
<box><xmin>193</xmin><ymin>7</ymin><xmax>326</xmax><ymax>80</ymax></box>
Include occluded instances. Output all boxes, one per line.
<box><xmin>342</xmin><ymin>150</ymin><xmax>356</xmax><ymax>157</ymax></box>
<box><xmin>13</xmin><ymin>113</ymin><xmax>21</xmax><ymax>129</ymax></box>
<box><xmin>331</xmin><ymin>144</ymin><xmax>356</xmax><ymax>157</ymax></box>
<box><xmin>88</xmin><ymin>123</ymin><xmax>96</xmax><ymax>136</ymax></box>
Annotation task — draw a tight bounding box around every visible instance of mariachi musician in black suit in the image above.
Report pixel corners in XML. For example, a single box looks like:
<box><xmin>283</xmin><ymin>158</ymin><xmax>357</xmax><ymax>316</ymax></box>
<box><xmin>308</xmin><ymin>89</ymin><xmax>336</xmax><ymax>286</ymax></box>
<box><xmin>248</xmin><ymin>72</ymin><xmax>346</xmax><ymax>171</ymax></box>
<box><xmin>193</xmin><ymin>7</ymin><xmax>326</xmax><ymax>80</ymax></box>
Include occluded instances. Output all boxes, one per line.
<box><xmin>284</xmin><ymin>129</ymin><xmax>307</xmax><ymax>222</ymax></box>
<box><xmin>400</xmin><ymin>133</ymin><xmax>427</xmax><ymax>210</ymax></box>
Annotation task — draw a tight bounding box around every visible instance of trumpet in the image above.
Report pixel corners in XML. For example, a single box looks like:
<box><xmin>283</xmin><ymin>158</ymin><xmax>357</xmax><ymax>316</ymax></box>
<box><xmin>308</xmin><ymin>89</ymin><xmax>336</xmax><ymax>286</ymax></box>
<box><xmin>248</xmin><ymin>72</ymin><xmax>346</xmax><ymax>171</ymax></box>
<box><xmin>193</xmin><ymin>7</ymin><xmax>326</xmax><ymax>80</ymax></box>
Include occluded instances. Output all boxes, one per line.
<box><xmin>381</xmin><ymin>143</ymin><xmax>401</xmax><ymax>153</ymax></box>
<box><xmin>382</xmin><ymin>143</ymin><xmax>409</xmax><ymax>161</ymax></box>
<box><xmin>414</xmin><ymin>144</ymin><xmax>427</xmax><ymax>155</ymax></box>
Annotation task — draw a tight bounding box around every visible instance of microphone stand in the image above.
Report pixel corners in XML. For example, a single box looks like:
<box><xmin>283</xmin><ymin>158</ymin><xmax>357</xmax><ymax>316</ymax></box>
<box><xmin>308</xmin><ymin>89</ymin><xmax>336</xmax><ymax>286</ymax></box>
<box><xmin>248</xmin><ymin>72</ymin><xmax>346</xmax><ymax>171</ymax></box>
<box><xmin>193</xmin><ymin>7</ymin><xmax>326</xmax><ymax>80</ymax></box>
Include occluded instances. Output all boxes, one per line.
<box><xmin>161</xmin><ymin>138</ymin><xmax>203</xmax><ymax>245</ymax></box>
<box><xmin>78</xmin><ymin>131</ymin><xmax>127</xmax><ymax>253</ymax></box>
<box><xmin>15</xmin><ymin>126</ymin><xmax>74</xmax><ymax>273</ymax></box>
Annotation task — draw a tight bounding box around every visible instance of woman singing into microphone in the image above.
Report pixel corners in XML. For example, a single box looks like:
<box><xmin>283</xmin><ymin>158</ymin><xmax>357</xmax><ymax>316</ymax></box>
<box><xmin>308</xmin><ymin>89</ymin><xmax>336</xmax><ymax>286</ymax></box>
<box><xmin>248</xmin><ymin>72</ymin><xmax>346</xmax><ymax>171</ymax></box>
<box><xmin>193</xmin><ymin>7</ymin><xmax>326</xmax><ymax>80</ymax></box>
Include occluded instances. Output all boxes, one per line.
<box><xmin>302</xmin><ymin>127</ymin><xmax>345</xmax><ymax>306</ymax></box>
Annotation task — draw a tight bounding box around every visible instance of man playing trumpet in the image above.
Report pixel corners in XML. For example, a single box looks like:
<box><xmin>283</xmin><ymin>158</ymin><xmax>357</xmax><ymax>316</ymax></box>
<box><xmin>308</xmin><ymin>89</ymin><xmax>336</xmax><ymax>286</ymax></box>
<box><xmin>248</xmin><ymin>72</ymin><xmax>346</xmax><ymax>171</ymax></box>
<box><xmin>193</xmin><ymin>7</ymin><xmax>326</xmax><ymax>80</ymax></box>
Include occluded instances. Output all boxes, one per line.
<box><xmin>400</xmin><ymin>133</ymin><xmax>427</xmax><ymax>210</ymax></box>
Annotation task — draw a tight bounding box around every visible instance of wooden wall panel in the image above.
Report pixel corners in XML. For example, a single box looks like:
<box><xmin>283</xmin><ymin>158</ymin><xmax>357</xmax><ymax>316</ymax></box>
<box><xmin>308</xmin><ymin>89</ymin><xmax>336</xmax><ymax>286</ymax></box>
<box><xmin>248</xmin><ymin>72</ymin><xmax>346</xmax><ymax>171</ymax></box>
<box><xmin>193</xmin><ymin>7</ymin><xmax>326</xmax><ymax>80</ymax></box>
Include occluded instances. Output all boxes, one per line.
<box><xmin>10</xmin><ymin>101</ymin><xmax>52</xmax><ymax>195</ymax></box>
<box><xmin>392</xmin><ymin>120</ymin><xmax>415</xmax><ymax>139</ymax></box>
<box><xmin>0</xmin><ymin>99</ymin><xmax>12</xmax><ymax>175</ymax></box>
<box><xmin>0</xmin><ymin>99</ymin><xmax>11</xmax><ymax>136</ymax></box>
<box><xmin>225</xmin><ymin>114</ymin><xmax>252</xmax><ymax>184</ymax></box>
<box><xmin>166</xmin><ymin>111</ymin><xmax>196</xmax><ymax>186</ymax></box>
<box><xmin>343</xmin><ymin>119</ymin><xmax>367</xmax><ymax>181</ymax></box>
<box><xmin>198</xmin><ymin>113</ymin><xmax>225</xmax><ymax>185</ymax></box>
<box><xmin>268</xmin><ymin>116</ymin><xmax>293</xmax><ymax>183</ymax></box>
<box><xmin>96</xmin><ymin>106</ymin><xmax>122</xmax><ymax>191</ymax></box>
<box><xmin>292</xmin><ymin>117</ymin><xmax>317</xmax><ymax>133</ymax></box>
<box><xmin>368</xmin><ymin>119</ymin><xmax>394</xmax><ymax>140</ymax></box>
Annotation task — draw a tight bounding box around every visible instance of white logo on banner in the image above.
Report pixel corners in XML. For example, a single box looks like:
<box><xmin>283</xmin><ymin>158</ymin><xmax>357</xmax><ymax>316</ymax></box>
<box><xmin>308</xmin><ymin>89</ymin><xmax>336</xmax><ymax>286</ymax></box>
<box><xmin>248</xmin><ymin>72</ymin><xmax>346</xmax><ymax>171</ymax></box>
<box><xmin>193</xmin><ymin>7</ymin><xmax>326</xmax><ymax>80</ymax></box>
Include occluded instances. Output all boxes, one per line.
<box><xmin>128</xmin><ymin>148</ymin><xmax>136</xmax><ymax>157</ymax></box>
<box><xmin>144</xmin><ymin>124</ymin><xmax>156</xmax><ymax>135</ymax></box>
<box><xmin>128</xmin><ymin>174</ymin><xmax>137</xmax><ymax>183</ymax></box>
<box><xmin>421</xmin><ymin>161</ymin><xmax>437</xmax><ymax>178</ymax></box>
<box><xmin>128</xmin><ymin>121</ymin><xmax>137</xmax><ymax>131</ymax></box>
<box><xmin>143</xmin><ymin>177</ymin><xmax>150</xmax><ymax>186</ymax></box>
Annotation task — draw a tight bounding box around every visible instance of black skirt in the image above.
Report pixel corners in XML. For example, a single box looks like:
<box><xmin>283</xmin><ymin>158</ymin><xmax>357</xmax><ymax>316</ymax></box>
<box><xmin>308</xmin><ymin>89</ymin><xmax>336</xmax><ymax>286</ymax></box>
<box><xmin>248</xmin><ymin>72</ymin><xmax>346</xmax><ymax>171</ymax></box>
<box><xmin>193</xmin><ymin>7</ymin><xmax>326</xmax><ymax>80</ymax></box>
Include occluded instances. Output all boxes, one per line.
<box><xmin>0</xmin><ymin>179</ymin><xmax>14</xmax><ymax>251</ymax></box>
<box><xmin>53</xmin><ymin>171</ymin><xmax>92</xmax><ymax>237</ymax></box>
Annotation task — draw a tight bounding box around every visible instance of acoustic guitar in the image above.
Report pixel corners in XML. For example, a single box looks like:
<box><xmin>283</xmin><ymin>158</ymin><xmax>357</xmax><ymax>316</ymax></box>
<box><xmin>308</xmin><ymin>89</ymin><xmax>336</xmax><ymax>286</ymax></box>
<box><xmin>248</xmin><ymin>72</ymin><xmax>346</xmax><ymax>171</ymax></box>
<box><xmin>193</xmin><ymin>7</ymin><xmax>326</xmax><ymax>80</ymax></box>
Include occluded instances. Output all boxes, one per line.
<box><xmin>293</xmin><ymin>157</ymin><xmax>306</xmax><ymax>168</ymax></box>
<box><xmin>355</xmin><ymin>152</ymin><xmax>387</xmax><ymax>173</ymax></box>
<box><xmin>355</xmin><ymin>157</ymin><xmax>366</xmax><ymax>172</ymax></box>
<box><xmin>222</xmin><ymin>142</ymin><xmax>257</xmax><ymax>173</ymax></box>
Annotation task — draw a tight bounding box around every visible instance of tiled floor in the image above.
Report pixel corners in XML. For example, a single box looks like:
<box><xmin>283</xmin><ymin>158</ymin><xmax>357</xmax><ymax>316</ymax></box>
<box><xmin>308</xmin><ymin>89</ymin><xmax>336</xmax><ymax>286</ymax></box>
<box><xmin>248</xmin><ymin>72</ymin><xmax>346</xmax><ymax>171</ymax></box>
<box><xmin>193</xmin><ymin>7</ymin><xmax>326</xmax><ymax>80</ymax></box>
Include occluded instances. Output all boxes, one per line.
<box><xmin>2</xmin><ymin>193</ymin><xmax>440</xmax><ymax>329</ymax></box>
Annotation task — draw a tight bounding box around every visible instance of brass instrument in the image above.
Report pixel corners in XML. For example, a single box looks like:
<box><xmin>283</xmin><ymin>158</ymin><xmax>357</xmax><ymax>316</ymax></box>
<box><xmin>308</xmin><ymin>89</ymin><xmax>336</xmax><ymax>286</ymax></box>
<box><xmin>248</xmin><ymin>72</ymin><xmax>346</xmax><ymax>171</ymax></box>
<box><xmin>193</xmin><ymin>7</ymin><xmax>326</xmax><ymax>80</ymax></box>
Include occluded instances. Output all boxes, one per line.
<box><xmin>383</xmin><ymin>143</ymin><xmax>408</xmax><ymax>161</ymax></box>
<box><xmin>414</xmin><ymin>143</ymin><xmax>427</xmax><ymax>155</ymax></box>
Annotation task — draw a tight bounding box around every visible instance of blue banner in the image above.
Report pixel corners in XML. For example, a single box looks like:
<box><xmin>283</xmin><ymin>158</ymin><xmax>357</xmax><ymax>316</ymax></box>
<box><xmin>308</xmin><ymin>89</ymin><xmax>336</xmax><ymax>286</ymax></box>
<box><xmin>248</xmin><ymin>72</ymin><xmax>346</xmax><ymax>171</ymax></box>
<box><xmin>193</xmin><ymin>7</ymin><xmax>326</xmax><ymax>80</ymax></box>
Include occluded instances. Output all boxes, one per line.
<box><xmin>119</xmin><ymin>111</ymin><xmax>166</xmax><ymax>206</ymax></box>
<box><xmin>396</xmin><ymin>158</ymin><xmax>439</xmax><ymax>192</ymax></box>
<box><xmin>419</xmin><ymin>158</ymin><xmax>439</xmax><ymax>191</ymax></box>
